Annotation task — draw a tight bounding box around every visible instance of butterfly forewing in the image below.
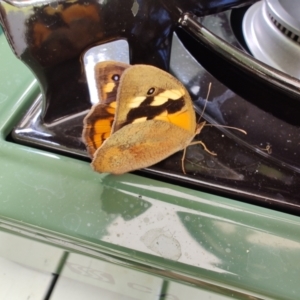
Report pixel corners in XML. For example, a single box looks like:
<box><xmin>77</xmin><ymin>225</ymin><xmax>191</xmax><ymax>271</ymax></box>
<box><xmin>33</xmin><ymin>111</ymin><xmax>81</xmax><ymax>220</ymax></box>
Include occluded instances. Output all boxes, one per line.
<box><xmin>95</xmin><ymin>61</ymin><xmax>130</xmax><ymax>104</ymax></box>
<box><xmin>112</xmin><ymin>65</ymin><xmax>196</xmax><ymax>134</ymax></box>
<box><xmin>82</xmin><ymin>61</ymin><xmax>130</xmax><ymax>156</ymax></box>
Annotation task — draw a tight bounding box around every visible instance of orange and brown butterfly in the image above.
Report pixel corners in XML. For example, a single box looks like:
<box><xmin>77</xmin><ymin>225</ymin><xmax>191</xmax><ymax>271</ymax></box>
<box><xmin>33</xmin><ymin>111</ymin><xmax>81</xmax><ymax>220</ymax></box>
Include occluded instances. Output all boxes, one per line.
<box><xmin>83</xmin><ymin>62</ymin><xmax>208</xmax><ymax>174</ymax></box>
<box><xmin>82</xmin><ymin>61</ymin><xmax>130</xmax><ymax>156</ymax></box>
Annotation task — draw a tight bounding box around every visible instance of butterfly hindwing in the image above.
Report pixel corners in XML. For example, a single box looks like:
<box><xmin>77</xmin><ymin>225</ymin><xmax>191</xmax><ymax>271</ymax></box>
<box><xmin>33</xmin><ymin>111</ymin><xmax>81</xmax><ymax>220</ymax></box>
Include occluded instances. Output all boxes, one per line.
<box><xmin>92</xmin><ymin>119</ymin><xmax>194</xmax><ymax>175</ymax></box>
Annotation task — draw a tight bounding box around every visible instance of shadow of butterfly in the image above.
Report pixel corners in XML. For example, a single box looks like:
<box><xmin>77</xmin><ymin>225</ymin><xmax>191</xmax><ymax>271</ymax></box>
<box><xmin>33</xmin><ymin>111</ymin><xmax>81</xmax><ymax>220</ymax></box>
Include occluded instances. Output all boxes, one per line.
<box><xmin>82</xmin><ymin>61</ymin><xmax>208</xmax><ymax>174</ymax></box>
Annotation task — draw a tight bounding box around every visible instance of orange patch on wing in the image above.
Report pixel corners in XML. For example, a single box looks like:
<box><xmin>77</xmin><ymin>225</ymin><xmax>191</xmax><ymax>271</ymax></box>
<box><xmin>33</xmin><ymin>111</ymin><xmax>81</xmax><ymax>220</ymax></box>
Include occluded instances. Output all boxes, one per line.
<box><xmin>83</xmin><ymin>103</ymin><xmax>116</xmax><ymax>156</ymax></box>
<box><xmin>106</xmin><ymin>103</ymin><xmax>116</xmax><ymax>113</ymax></box>
<box><xmin>153</xmin><ymin>109</ymin><xmax>194</xmax><ymax>133</ymax></box>
<box><xmin>94</xmin><ymin>118</ymin><xmax>113</xmax><ymax>129</ymax></box>
<box><xmin>84</xmin><ymin>123</ymin><xmax>111</xmax><ymax>156</ymax></box>
<box><xmin>167</xmin><ymin>110</ymin><xmax>194</xmax><ymax>132</ymax></box>
<box><xmin>91</xmin><ymin>117</ymin><xmax>113</xmax><ymax>147</ymax></box>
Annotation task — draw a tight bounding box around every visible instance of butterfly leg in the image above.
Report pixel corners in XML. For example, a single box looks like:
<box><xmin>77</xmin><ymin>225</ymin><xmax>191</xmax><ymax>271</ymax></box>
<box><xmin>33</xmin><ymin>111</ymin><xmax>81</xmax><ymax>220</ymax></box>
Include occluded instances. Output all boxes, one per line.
<box><xmin>181</xmin><ymin>140</ymin><xmax>217</xmax><ymax>174</ymax></box>
<box><xmin>181</xmin><ymin>146</ymin><xmax>188</xmax><ymax>175</ymax></box>
<box><xmin>189</xmin><ymin>141</ymin><xmax>217</xmax><ymax>156</ymax></box>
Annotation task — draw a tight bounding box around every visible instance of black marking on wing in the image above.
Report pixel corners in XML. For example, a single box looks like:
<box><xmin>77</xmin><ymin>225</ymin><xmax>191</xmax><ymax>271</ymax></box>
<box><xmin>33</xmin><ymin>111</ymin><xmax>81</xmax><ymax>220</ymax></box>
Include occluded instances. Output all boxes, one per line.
<box><xmin>139</xmin><ymin>96</ymin><xmax>155</xmax><ymax>106</ymax></box>
<box><xmin>118</xmin><ymin>96</ymin><xmax>185</xmax><ymax>129</ymax></box>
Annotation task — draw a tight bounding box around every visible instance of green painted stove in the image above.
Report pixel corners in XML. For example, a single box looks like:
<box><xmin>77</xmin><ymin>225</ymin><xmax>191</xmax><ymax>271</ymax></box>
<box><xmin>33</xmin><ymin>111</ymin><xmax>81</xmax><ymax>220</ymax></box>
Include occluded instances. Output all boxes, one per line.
<box><xmin>1</xmin><ymin>24</ymin><xmax>300</xmax><ymax>300</ymax></box>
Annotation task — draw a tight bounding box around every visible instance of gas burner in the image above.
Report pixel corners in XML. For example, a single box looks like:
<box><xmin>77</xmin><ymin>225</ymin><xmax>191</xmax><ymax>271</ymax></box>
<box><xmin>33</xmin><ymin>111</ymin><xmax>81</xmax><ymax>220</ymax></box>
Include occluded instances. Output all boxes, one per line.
<box><xmin>243</xmin><ymin>0</ymin><xmax>300</xmax><ymax>78</ymax></box>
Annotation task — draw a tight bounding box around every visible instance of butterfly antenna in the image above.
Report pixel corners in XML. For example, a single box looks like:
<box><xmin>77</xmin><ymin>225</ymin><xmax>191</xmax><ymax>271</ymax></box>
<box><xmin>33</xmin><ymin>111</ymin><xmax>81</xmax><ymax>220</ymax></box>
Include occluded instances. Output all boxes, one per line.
<box><xmin>197</xmin><ymin>82</ymin><xmax>211</xmax><ymax>123</ymax></box>
<box><xmin>205</xmin><ymin>124</ymin><xmax>247</xmax><ymax>135</ymax></box>
<box><xmin>199</xmin><ymin>82</ymin><xmax>247</xmax><ymax>136</ymax></box>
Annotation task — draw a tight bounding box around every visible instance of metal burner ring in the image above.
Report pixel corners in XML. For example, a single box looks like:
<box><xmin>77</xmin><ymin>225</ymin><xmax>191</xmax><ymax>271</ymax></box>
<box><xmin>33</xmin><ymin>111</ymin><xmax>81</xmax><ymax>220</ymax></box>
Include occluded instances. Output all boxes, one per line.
<box><xmin>242</xmin><ymin>0</ymin><xmax>300</xmax><ymax>79</ymax></box>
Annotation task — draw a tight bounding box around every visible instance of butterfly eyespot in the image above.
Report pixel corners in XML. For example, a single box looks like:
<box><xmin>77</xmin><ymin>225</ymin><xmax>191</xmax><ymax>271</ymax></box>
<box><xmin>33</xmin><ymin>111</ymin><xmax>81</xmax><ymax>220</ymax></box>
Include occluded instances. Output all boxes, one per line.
<box><xmin>112</xmin><ymin>74</ymin><xmax>120</xmax><ymax>81</ymax></box>
<box><xmin>147</xmin><ymin>87</ymin><xmax>155</xmax><ymax>95</ymax></box>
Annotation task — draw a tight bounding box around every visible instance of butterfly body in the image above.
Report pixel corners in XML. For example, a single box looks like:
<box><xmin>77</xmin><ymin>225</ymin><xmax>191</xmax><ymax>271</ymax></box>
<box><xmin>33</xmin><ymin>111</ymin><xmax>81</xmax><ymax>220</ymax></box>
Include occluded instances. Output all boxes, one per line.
<box><xmin>83</xmin><ymin>63</ymin><xmax>197</xmax><ymax>174</ymax></box>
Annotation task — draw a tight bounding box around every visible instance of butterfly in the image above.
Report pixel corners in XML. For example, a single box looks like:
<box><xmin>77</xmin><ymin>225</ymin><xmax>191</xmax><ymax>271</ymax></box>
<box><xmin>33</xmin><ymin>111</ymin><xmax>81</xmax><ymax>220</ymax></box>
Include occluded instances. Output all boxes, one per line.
<box><xmin>82</xmin><ymin>61</ymin><xmax>213</xmax><ymax>175</ymax></box>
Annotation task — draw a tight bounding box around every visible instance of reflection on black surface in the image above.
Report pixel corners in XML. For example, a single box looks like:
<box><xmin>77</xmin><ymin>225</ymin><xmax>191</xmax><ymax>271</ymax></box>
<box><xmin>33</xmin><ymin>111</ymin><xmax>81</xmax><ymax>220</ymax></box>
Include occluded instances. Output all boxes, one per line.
<box><xmin>2</xmin><ymin>0</ymin><xmax>255</xmax><ymax>122</ymax></box>
<box><xmin>3</xmin><ymin>1</ymin><xmax>300</xmax><ymax>215</ymax></box>
<box><xmin>177</xmin><ymin>19</ymin><xmax>300</xmax><ymax>127</ymax></box>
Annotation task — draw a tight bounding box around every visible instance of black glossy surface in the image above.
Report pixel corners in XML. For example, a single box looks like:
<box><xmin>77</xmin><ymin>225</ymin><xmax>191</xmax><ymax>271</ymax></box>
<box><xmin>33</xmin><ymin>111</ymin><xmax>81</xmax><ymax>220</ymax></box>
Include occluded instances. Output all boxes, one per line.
<box><xmin>0</xmin><ymin>0</ymin><xmax>254</xmax><ymax>123</ymax></box>
<box><xmin>2</xmin><ymin>0</ymin><xmax>300</xmax><ymax>215</ymax></box>
<box><xmin>180</xmin><ymin>12</ymin><xmax>300</xmax><ymax>127</ymax></box>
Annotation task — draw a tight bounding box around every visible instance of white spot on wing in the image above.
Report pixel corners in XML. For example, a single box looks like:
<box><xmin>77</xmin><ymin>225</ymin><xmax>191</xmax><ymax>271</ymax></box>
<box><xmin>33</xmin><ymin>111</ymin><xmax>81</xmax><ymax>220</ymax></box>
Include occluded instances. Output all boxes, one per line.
<box><xmin>129</xmin><ymin>96</ymin><xmax>146</xmax><ymax>107</ymax></box>
<box><xmin>132</xmin><ymin>117</ymin><xmax>147</xmax><ymax>124</ymax></box>
<box><xmin>157</xmin><ymin>89</ymin><xmax>183</xmax><ymax>100</ymax></box>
